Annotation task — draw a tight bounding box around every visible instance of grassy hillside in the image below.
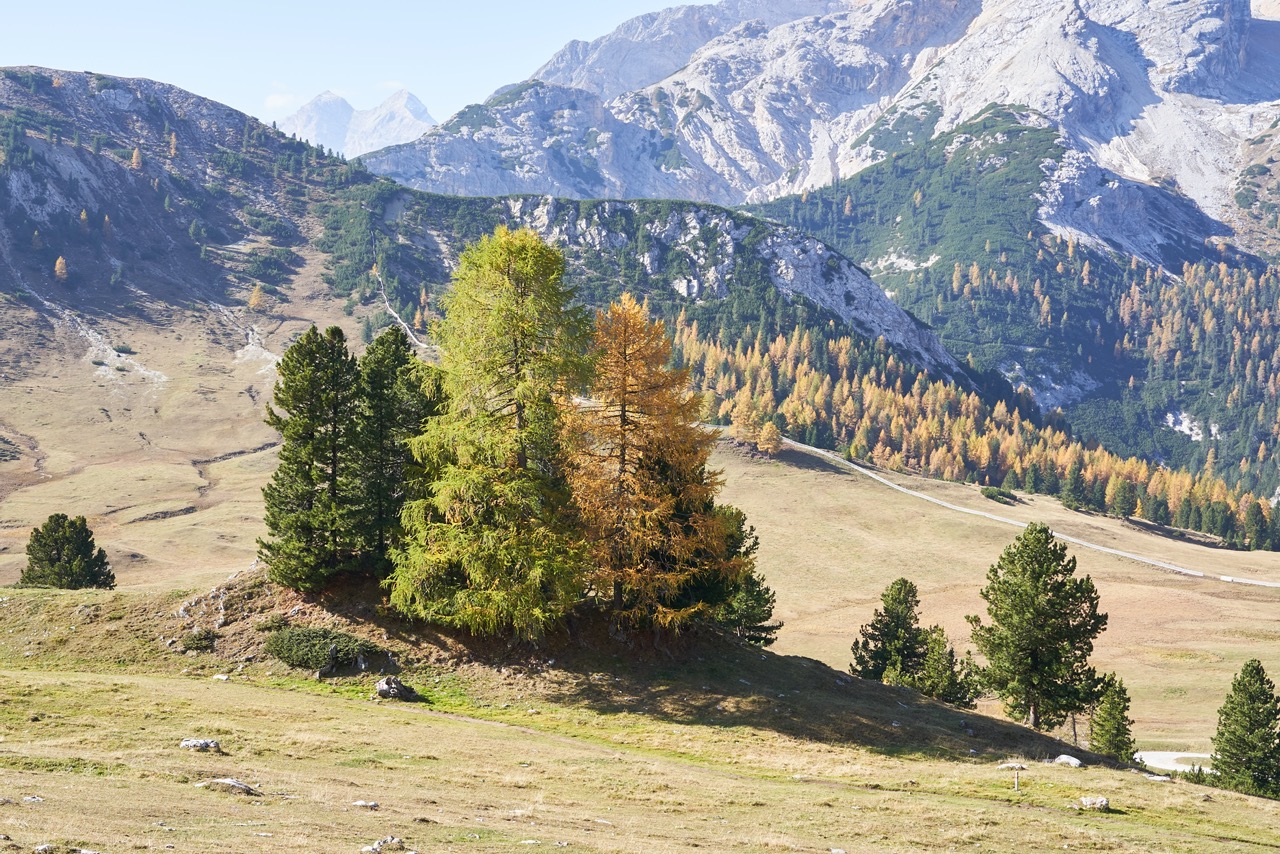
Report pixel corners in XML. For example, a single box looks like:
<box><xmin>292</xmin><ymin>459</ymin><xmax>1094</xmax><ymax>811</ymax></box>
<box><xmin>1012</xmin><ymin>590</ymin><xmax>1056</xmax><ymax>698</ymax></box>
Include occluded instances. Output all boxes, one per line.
<box><xmin>2</xmin><ymin>547</ymin><xmax>1279</xmax><ymax>851</ymax></box>
<box><xmin>715</xmin><ymin>442</ymin><xmax>1280</xmax><ymax>751</ymax></box>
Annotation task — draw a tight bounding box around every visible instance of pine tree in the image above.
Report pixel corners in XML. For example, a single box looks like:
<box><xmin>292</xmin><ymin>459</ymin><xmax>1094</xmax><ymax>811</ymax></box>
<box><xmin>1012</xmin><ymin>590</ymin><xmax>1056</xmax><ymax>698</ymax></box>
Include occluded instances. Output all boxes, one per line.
<box><xmin>353</xmin><ymin>327</ymin><xmax>441</xmax><ymax>576</ymax></box>
<box><xmin>388</xmin><ymin>227</ymin><xmax>590</xmax><ymax>640</ymax></box>
<box><xmin>20</xmin><ymin>513</ymin><xmax>115</xmax><ymax>589</ymax></box>
<box><xmin>54</xmin><ymin>256</ymin><xmax>68</xmax><ymax>282</ymax></box>
<box><xmin>1090</xmin><ymin>674</ymin><xmax>1137</xmax><ymax>762</ymax></box>
<box><xmin>568</xmin><ymin>293</ymin><xmax>743</xmax><ymax>628</ymax></box>
<box><xmin>967</xmin><ymin>523</ymin><xmax>1107</xmax><ymax>730</ymax></box>
<box><xmin>899</xmin><ymin>625</ymin><xmax>977</xmax><ymax>708</ymax></box>
<box><xmin>851</xmin><ymin>578</ymin><xmax>929</xmax><ymax>681</ymax></box>
<box><xmin>258</xmin><ymin>325</ymin><xmax>362</xmax><ymax>591</ymax></box>
<box><xmin>1211</xmin><ymin>659</ymin><xmax>1280</xmax><ymax>796</ymax></box>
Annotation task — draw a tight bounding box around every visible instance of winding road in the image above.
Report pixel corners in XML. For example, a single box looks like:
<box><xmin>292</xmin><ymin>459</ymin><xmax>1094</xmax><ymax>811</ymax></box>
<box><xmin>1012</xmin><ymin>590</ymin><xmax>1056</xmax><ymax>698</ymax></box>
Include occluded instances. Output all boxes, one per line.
<box><xmin>781</xmin><ymin>437</ymin><xmax>1280</xmax><ymax>591</ymax></box>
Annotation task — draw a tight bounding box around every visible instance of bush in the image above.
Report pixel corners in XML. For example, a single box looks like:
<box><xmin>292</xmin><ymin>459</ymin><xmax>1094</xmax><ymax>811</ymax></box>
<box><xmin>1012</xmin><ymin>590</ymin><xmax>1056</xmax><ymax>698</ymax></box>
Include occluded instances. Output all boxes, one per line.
<box><xmin>981</xmin><ymin>486</ymin><xmax>1017</xmax><ymax>504</ymax></box>
<box><xmin>254</xmin><ymin>614</ymin><xmax>289</xmax><ymax>633</ymax></box>
<box><xmin>180</xmin><ymin>628</ymin><xmax>218</xmax><ymax>652</ymax></box>
<box><xmin>263</xmin><ymin>627</ymin><xmax>380</xmax><ymax>671</ymax></box>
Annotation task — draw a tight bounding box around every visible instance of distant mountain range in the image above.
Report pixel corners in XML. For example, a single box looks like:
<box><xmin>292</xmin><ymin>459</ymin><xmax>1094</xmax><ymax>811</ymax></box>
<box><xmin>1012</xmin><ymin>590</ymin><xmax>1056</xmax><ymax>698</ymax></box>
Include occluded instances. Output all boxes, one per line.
<box><xmin>278</xmin><ymin>89</ymin><xmax>436</xmax><ymax>157</ymax></box>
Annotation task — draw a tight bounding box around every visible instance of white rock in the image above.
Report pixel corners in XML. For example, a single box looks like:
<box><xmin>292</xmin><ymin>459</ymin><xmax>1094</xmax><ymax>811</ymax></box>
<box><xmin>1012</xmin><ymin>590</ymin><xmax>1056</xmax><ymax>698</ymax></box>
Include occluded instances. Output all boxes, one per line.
<box><xmin>353</xmin><ymin>800</ymin><xmax>380</xmax><ymax>810</ymax></box>
<box><xmin>1053</xmin><ymin>754</ymin><xmax>1084</xmax><ymax>767</ymax></box>
<box><xmin>1080</xmin><ymin>796</ymin><xmax>1110</xmax><ymax>810</ymax></box>
<box><xmin>180</xmin><ymin>738</ymin><xmax>221</xmax><ymax>752</ymax></box>
<box><xmin>997</xmin><ymin>762</ymin><xmax>1028</xmax><ymax>770</ymax></box>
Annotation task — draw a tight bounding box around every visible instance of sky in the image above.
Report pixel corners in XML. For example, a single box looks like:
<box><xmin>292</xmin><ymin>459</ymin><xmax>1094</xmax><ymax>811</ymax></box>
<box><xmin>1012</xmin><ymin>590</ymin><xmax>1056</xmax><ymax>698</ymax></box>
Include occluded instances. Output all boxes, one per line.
<box><xmin>0</xmin><ymin>1</ymin><xmax>678</xmax><ymax>123</ymax></box>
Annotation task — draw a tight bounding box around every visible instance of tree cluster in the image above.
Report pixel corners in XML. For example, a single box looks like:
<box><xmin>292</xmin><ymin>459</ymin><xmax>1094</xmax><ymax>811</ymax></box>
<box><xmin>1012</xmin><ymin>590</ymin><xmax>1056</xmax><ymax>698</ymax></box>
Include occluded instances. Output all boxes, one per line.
<box><xmin>258</xmin><ymin>325</ymin><xmax>441</xmax><ymax>590</ymax></box>
<box><xmin>264</xmin><ymin>227</ymin><xmax>777</xmax><ymax>644</ymax></box>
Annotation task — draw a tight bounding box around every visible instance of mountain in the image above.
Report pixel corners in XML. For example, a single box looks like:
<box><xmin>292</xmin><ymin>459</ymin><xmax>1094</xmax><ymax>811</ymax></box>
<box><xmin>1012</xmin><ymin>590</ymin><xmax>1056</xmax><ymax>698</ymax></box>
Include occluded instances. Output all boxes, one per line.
<box><xmin>362</xmin><ymin>0</ymin><xmax>1280</xmax><ymax>500</ymax></box>
<box><xmin>279</xmin><ymin>89</ymin><xmax>436</xmax><ymax>157</ymax></box>
<box><xmin>366</xmin><ymin>0</ymin><xmax>1279</xmax><ymax>259</ymax></box>
<box><xmin>0</xmin><ymin>66</ymin><xmax>972</xmax><ymax>584</ymax></box>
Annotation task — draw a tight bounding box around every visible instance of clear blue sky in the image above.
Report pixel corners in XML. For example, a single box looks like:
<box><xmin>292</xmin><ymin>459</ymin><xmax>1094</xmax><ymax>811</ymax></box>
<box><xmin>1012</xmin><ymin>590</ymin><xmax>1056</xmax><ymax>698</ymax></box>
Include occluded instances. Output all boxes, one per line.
<box><xmin>0</xmin><ymin>1</ymin><xmax>676</xmax><ymax>122</ymax></box>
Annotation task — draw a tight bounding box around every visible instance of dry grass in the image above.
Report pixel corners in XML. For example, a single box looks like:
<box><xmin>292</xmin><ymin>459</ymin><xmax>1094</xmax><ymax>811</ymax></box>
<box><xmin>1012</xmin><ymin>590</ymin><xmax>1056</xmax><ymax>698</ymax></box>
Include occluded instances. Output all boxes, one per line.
<box><xmin>716</xmin><ymin>443</ymin><xmax>1280</xmax><ymax>752</ymax></box>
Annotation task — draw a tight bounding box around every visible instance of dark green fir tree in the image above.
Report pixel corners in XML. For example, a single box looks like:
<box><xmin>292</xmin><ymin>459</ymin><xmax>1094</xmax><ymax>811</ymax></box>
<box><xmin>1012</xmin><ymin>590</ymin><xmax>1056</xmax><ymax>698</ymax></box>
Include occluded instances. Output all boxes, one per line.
<box><xmin>259</xmin><ymin>325</ymin><xmax>362</xmax><ymax>592</ymax></box>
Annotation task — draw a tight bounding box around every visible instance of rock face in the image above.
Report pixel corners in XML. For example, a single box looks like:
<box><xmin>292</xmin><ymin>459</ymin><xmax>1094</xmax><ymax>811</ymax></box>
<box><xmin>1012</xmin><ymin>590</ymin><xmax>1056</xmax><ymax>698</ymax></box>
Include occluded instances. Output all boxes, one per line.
<box><xmin>366</xmin><ymin>0</ymin><xmax>1280</xmax><ymax>260</ymax></box>
<box><xmin>280</xmin><ymin>90</ymin><xmax>435</xmax><ymax>157</ymax></box>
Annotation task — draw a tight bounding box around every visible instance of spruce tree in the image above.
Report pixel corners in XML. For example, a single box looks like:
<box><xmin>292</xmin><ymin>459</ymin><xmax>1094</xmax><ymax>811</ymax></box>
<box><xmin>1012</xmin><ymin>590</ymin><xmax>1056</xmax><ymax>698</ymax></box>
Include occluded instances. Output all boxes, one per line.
<box><xmin>388</xmin><ymin>227</ymin><xmax>590</xmax><ymax>640</ymax></box>
<box><xmin>1211</xmin><ymin>659</ymin><xmax>1280</xmax><ymax>796</ymax></box>
<box><xmin>1090</xmin><ymin>674</ymin><xmax>1137</xmax><ymax>762</ymax></box>
<box><xmin>259</xmin><ymin>325</ymin><xmax>362</xmax><ymax>591</ymax></box>
<box><xmin>354</xmin><ymin>327</ymin><xmax>441</xmax><ymax>576</ymax></box>
<box><xmin>967</xmin><ymin>523</ymin><xmax>1107</xmax><ymax>730</ymax></box>
<box><xmin>851</xmin><ymin>578</ymin><xmax>929</xmax><ymax>681</ymax></box>
<box><xmin>900</xmin><ymin>625</ymin><xmax>977</xmax><ymax>708</ymax></box>
<box><xmin>20</xmin><ymin>513</ymin><xmax>115</xmax><ymax>589</ymax></box>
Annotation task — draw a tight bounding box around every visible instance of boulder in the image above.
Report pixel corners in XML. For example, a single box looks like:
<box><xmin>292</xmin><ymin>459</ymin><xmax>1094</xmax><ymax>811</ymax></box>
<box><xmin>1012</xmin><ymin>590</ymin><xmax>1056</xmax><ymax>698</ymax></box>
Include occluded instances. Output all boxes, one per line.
<box><xmin>1052</xmin><ymin>754</ymin><xmax>1083</xmax><ymax>767</ymax></box>
<box><xmin>375</xmin><ymin>676</ymin><xmax>417</xmax><ymax>701</ymax></box>
<box><xmin>195</xmin><ymin>778</ymin><xmax>262</xmax><ymax>796</ymax></box>
<box><xmin>180</xmin><ymin>738</ymin><xmax>222</xmax><ymax>753</ymax></box>
<box><xmin>353</xmin><ymin>800</ymin><xmax>380</xmax><ymax>810</ymax></box>
<box><xmin>997</xmin><ymin>762</ymin><xmax>1028</xmax><ymax>770</ymax></box>
<box><xmin>361</xmin><ymin>837</ymin><xmax>406</xmax><ymax>853</ymax></box>
<box><xmin>1080</xmin><ymin>796</ymin><xmax>1110</xmax><ymax>811</ymax></box>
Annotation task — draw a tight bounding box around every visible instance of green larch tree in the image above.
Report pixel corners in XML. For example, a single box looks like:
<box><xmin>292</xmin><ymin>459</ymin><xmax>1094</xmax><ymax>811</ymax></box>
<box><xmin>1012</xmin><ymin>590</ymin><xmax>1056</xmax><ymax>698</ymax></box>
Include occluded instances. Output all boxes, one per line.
<box><xmin>388</xmin><ymin>227</ymin><xmax>590</xmax><ymax>640</ymax></box>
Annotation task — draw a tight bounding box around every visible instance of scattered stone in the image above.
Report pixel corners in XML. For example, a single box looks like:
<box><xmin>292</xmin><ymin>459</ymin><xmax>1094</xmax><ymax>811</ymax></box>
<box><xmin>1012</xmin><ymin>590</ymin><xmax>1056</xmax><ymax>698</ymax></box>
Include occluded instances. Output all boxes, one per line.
<box><xmin>353</xmin><ymin>800</ymin><xmax>380</xmax><ymax>810</ymax></box>
<box><xmin>180</xmin><ymin>738</ymin><xmax>222</xmax><ymax>753</ymax></box>
<box><xmin>0</xmin><ymin>797</ymin><xmax>11</xmax><ymax>805</ymax></box>
<box><xmin>23</xmin><ymin>795</ymin><xmax>44</xmax><ymax>803</ymax></box>
<box><xmin>997</xmin><ymin>763</ymin><xmax>1028</xmax><ymax>771</ymax></box>
<box><xmin>1201</xmin><ymin>793</ymin><xmax>1214</xmax><ymax>802</ymax></box>
<box><xmin>1144</xmin><ymin>774</ymin><xmax>1172</xmax><ymax>782</ymax></box>
<box><xmin>1080</xmin><ymin>796</ymin><xmax>1110</xmax><ymax>811</ymax></box>
<box><xmin>1052</xmin><ymin>755</ymin><xmax>1083</xmax><ymax>767</ymax></box>
<box><xmin>211</xmin><ymin>674</ymin><xmax>230</xmax><ymax>681</ymax></box>
<box><xmin>34</xmin><ymin>845</ymin><xmax>53</xmax><ymax>853</ymax></box>
<box><xmin>361</xmin><ymin>837</ymin><xmax>406</xmax><ymax>853</ymax></box>
<box><xmin>375</xmin><ymin>676</ymin><xmax>417</xmax><ymax>701</ymax></box>
<box><xmin>195</xmin><ymin>778</ymin><xmax>262</xmax><ymax>796</ymax></box>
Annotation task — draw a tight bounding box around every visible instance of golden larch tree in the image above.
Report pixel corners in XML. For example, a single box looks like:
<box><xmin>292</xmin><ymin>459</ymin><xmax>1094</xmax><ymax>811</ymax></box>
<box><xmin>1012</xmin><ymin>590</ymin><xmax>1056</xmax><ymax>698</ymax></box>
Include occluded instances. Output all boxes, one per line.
<box><xmin>568</xmin><ymin>293</ymin><xmax>742</xmax><ymax>628</ymax></box>
<box><xmin>130</xmin><ymin>147</ymin><xmax>143</xmax><ymax>171</ymax></box>
<box><xmin>247</xmin><ymin>284</ymin><xmax>266</xmax><ymax>312</ymax></box>
<box><xmin>757</xmin><ymin>421</ymin><xmax>783</xmax><ymax>456</ymax></box>
<box><xmin>54</xmin><ymin>256</ymin><xmax>68</xmax><ymax>282</ymax></box>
